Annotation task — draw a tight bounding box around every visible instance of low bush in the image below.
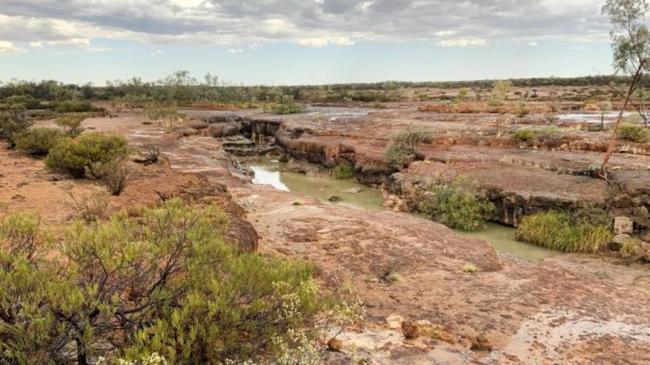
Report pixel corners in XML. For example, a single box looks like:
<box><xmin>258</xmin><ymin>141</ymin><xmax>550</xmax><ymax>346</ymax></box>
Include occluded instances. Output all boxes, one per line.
<box><xmin>384</xmin><ymin>126</ymin><xmax>433</xmax><ymax>168</ymax></box>
<box><xmin>332</xmin><ymin>164</ymin><xmax>355</xmax><ymax>179</ymax></box>
<box><xmin>55</xmin><ymin>114</ymin><xmax>85</xmax><ymax>137</ymax></box>
<box><xmin>418</xmin><ymin>177</ymin><xmax>495</xmax><ymax>232</ymax></box>
<box><xmin>272</xmin><ymin>95</ymin><xmax>305</xmax><ymax>115</ymax></box>
<box><xmin>0</xmin><ymin>199</ymin><xmax>353</xmax><ymax>364</ymax></box>
<box><xmin>535</xmin><ymin>126</ymin><xmax>562</xmax><ymax>147</ymax></box>
<box><xmin>618</xmin><ymin>124</ymin><xmax>650</xmax><ymax>143</ymax></box>
<box><xmin>515</xmin><ymin>210</ymin><xmax>613</xmax><ymax>253</ymax></box>
<box><xmin>95</xmin><ymin>159</ymin><xmax>130</xmax><ymax>195</ymax></box>
<box><xmin>13</xmin><ymin>127</ymin><xmax>65</xmax><ymax>157</ymax></box>
<box><xmin>53</xmin><ymin>100</ymin><xmax>96</xmax><ymax>113</ymax></box>
<box><xmin>0</xmin><ymin>106</ymin><xmax>31</xmax><ymax>147</ymax></box>
<box><xmin>145</xmin><ymin>105</ymin><xmax>186</xmax><ymax>131</ymax></box>
<box><xmin>511</xmin><ymin>129</ymin><xmax>536</xmax><ymax>143</ymax></box>
<box><xmin>44</xmin><ymin>132</ymin><xmax>129</xmax><ymax>178</ymax></box>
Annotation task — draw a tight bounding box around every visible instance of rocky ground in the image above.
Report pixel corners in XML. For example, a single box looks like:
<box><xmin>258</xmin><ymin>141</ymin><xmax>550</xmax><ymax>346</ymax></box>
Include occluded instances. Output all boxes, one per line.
<box><xmin>2</xmin><ymin>108</ymin><xmax>650</xmax><ymax>364</ymax></box>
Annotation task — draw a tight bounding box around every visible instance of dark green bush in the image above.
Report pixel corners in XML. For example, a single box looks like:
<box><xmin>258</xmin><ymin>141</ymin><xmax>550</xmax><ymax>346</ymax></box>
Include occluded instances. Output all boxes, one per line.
<box><xmin>332</xmin><ymin>164</ymin><xmax>355</xmax><ymax>179</ymax></box>
<box><xmin>44</xmin><ymin>132</ymin><xmax>129</xmax><ymax>178</ymax></box>
<box><xmin>418</xmin><ymin>177</ymin><xmax>495</xmax><ymax>231</ymax></box>
<box><xmin>618</xmin><ymin>124</ymin><xmax>650</xmax><ymax>143</ymax></box>
<box><xmin>53</xmin><ymin>100</ymin><xmax>96</xmax><ymax>113</ymax></box>
<box><xmin>515</xmin><ymin>210</ymin><xmax>613</xmax><ymax>253</ymax></box>
<box><xmin>13</xmin><ymin>128</ymin><xmax>65</xmax><ymax>157</ymax></box>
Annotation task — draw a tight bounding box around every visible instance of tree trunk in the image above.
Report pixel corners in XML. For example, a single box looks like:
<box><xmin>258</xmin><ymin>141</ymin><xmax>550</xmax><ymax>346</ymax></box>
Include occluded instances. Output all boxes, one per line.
<box><xmin>601</xmin><ymin>63</ymin><xmax>645</xmax><ymax>173</ymax></box>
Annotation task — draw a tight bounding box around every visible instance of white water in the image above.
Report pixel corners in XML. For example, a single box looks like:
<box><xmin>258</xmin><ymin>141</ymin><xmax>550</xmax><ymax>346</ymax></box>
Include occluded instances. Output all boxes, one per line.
<box><xmin>250</xmin><ymin>166</ymin><xmax>289</xmax><ymax>191</ymax></box>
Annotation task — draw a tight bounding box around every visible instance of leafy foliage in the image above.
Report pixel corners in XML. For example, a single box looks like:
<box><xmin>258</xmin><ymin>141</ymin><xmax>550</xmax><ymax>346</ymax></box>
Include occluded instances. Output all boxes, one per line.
<box><xmin>418</xmin><ymin>177</ymin><xmax>495</xmax><ymax>232</ymax></box>
<box><xmin>332</xmin><ymin>164</ymin><xmax>355</xmax><ymax>179</ymax></box>
<box><xmin>384</xmin><ymin>126</ymin><xmax>433</xmax><ymax>168</ymax></box>
<box><xmin>0</xmin><ymin>106</ymin><xmax>31</xmax><ymax>147</ymax></box>
<box><xmin>0</xmin><ymin>200</ymin><xmax>349</xmax><ymax>364</ymax></box>
<box><xmin>13</xmin><ymin>127</ymin><xmax>65</xmax><ymax>157</ymax></box>
<box><xmin>271</xmin><ymin>95</ymin><xmax>305</xmax><ymax>115</ymax></box>
<box><xmin>44</xmin><ymin>133</ymin><xmax>129</xmax><ymax>178</ymax></box>
<box><xmin>511</xmin><ymin>129</ymin><xmax>537</xmax><ymax>143</ymax></box>
<box><xmin>618</xmin><ymin>123</ymin><xmax>650</xmax><ymax>142</ymax></box>
<box><xmin>515</xmin><ymin>210</ymin><xmax>613</xmax><ymax>253</ymax></box>
<box><xmin>55</xmin><ymin>114</ymin><xmax>85</xmax><ymax>137</ymax></box>
<box><xmin>145</xmin><ymin>106</ymin><xmax>186</xmax><ymax>131</ymax></box>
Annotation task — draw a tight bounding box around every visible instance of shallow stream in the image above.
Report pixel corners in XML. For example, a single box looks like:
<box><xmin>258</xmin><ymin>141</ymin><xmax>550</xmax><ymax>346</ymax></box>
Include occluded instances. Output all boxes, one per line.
<box><xmin>249</xmin><ymin>162</ymin><xmax>557</xmax><ymax>261</ymax></box>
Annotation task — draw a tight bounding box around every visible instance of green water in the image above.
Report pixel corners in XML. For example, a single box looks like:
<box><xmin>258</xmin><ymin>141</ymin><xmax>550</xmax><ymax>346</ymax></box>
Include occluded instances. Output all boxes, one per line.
<box><xmin>250</xmin><ymin>163</ymin><xmax>557</xmax><ymax>261</ymax></box>
<box><xmin>249</xmin><ymin>164</ymin><xmax>384</xmax><ymax>210</ymax></box>
<box><xmin>455</xmin><ymin>223</ymin><xmax>558</xmax><ymax>261</ymax></box>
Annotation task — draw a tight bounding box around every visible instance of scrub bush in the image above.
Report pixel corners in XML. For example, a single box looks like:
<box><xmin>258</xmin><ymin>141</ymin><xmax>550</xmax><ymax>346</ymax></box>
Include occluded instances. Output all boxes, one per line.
<box><xmin>13</xmin><ymin>127</ymin><xmax>65</xmax><ymax>157</ymax></box>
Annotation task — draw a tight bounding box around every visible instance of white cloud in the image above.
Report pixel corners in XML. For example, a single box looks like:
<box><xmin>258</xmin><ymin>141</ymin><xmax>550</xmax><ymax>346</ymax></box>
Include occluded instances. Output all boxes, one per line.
<box><xmin>227</xmin><ymin>48</ymin><xmax>243</xmax><ymax>53</ymax></box>
<box><xmin>437</xmin><ymin>38</ymin><xmax>487</xmax><ymax>47</ymax></box>
<box><xmin>529</xmin><ymin>41</ymin><xmax>539</xmax><ymax>46</ymax></box>
<box><xmin>0</xmin><ymin>0</ymin><xmax>609</xmax><ymax>50</ymax></box>
<box><xmin>0</xmin><ymin>41</ymin><xmax>26</xmax><ymax>54</ymax></box>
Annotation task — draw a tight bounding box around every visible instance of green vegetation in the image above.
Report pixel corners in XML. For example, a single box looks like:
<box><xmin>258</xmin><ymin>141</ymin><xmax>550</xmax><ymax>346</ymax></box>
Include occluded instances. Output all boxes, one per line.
<box><xmin>55</xmin><ymin>114</ymin><xmax>86</xmax><ymax>137</ymax></box>
<box><xmin>13</xmin><ymin>127</ymin><xmax>65</xmax><ymax>157</ymax></box>
<box><xmin>418</xmin><ymin>177</ymin><xmax>495</xmax><ymax>232</ymax></box>
<box><xmin>511</xmin><ymin>129</ymin><xmax>537</xmax><ymax>143</ymax></box>
<box><xmin>53</xmin><ymin>99</ymin><xmax>97</xmax><ymax>113</ymax></box>
<box><xmin>271</xmin><ymin>95</ymin><xmax>305</xmax><ymax>114</ymax></box>
<box><xmin>145</xmin><ymin>105</ymin><xmax>186</xmax><ymax>131</ymax></box>
<box><xmin>45</xmin><ymin>132</ymin><xmax>129</xmax><ymax>178</ymax></box>
<box><xmin>0</xmin><ymin>106</ymin><xmax>31</xmax><ymax>147</ymax></box>
<box><xmin>332</xmin><ymin>164</ymin><xmax>355</xmax><ymax>179</ymax></box>
<box><xmin>618</xmin><ymin>123</ymin><xmax>650</xmax><ymax>143</ymax></box>
<box><xmin>620</xmin><ymin>238</ymin><xmax>642</xmax><ymax>258</ymax></box>
<box><xmin>515</xmin><ymin>210</ymin><xmax>613</xmax><ymax>253</ymax></box>
<box><xmin>489</xmin><ymin>80</ymin><xmax>513</xmax><ymax>107</ymax></box>
<box><xmin>384</xmin><ymin>126</ymin><xmax>433</xmax><ymax>168</ymax></box>
<box><xmin>0</xmin><ymin>199</ymin><xmax>353</xmax><ymax>364</ymax></box>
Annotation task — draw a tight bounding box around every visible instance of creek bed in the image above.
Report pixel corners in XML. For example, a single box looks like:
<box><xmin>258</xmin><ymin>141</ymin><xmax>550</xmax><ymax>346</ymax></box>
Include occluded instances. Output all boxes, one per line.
<box><xmin>249</xmin><ymin>162</ymin><xmax>558</xmax><ymax>261</ymax></box>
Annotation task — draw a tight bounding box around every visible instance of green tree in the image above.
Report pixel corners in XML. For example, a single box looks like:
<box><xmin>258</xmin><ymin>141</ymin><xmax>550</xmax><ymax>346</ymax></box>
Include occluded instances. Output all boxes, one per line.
<box><xmin>601</xmin><ymin>0</ymin><xmax>650</xmax><ymax>173</ymax></box>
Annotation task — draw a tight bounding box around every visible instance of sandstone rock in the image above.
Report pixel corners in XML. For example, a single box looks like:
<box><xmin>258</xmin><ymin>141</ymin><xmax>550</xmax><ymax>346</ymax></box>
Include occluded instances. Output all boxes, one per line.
<box><xmin>386</xmin><ymin>314</ymin><xmax>405</xmax><ymax>329</ymax></box>
<box><xmin>614</xmin><ymin>216</ymin><xmax>634</xmax><ymax>235</ymax></box>
<box><xmin>470</xmin><ymin>334</ymin><xmax>493</xmax><ymax>351</ymax></box>
<box><xmin>327</xmin><ymin>337</ymin><xmax>343</xmax><ymax>352</ymax></box>
<box><xmin>612</xmin><ymin>234</ymin><xmax>632</xmax><ymax>250</ymax></box>
<box><xmin>402</xmin><ymin>321</ymin><xmax>420</xmax><ymax>339</ymax></box>
<box><xmin>343</xmin><ymin>187</ymin><xmax>363</xmax><ymax>194</ymax></box>
<box><xmin>176</xmin><ymin>127</ymin><xmax>199</xmax><ymax>137</ymax></box>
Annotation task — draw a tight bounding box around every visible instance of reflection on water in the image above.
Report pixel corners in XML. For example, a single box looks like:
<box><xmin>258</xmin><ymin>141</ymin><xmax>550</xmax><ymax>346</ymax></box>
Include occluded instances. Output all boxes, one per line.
<box><xmin>249</xmin><ymin>164</ymin><xmax>384</xmax><ymax>210</ymax></box>
<box><xmin>455</xmin><ymin>223</ymin><xmax>558</xmax><ymax>261</ymax></box>
<box><xmin>556</xmin><ymin>111</ymin><xmax>634</xmax><ymax>124</ymax></box>
<box><xmin>250</xmin><ymin>163</ymin><xmax>557</xmax><ymax>261</ymax></box>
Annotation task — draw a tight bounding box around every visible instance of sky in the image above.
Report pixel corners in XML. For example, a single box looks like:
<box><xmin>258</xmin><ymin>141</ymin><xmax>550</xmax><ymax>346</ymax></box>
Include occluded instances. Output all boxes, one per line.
<box><xmin>0</xmin><ymin>0</ymin><xmax>620</xmax><ymax>85</ymax></box>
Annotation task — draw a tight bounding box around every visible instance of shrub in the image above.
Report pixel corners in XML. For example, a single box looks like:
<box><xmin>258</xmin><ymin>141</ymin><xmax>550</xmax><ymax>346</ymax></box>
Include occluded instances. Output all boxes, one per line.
<box><xmin>145</xmin><ymin>106</ymin><xmax>186</xmax><ymax>131</ymax></box>
<box><xmin>96</xmin><ymin>159</ymin><xmax>130</xmax><ymax>195</ymax></box>
<box><xmin>618</xmin><ymin>124</ymin><xmax>650</xmax><ymax>143</ymax></box>
<box><xmin>620</xmin><ymin>238</ymin><xmax>641</xmax><ymax>259</ymax></box>
<box><xmin>515</xmin><ymin>210</ymin><xmax>613</xmax><ymax>253</ymax></box>
<box><xmin>69</xmin><ymin>191</ymin><xmax>110</xmax><ymax>223</ymax></box>
<box><xmin>272</xmin><ymin>95</ymin><xmax>305</xmax><ymax>115</ymax></box>
<box><xmin>418</xmin><ymin>177</ymin><xmax>495</xmax><ymax>232</ymax></box>
<box><xmin>13</xmin><ymin>127</ymin><xmax>66</xmax><ymax>157</ymax></box>
<box><xmin>44</xmin><ymin>132</ymin><xmax>129</xmax><ymax>178</ymax></box>
<box><xmin>332</xmin><ymin>164</ymin><xmax>355</xmax><ymax>179</ymax></box>
<box><xmin>512</xmin><ymin>129</ymin><xmax>536</xmax><ymax>143</ymax></box>
<box><xmin>535</xmin><ymin>126</ymin><xmax>562</xmax><ymax>147</ymax></box>
<box><xmin>384</xmin><ymin>126</ymin><xmax>433</xmax><ymax>168</ymax></box>
<box><xmin>54</xmin><ymin>100</ymin><xmax>96</xmax><ymax>113</ymax></box>
<box><xmin>0</xmin><ymin>200</ymin><xmax>353</xmax><ymax>364</ymax></box>
<box><xmin>0</xmin><ymin>106</ymin><xmax>31</xmax><ymax>147</ymax></box>
<box><xmin>55</xmin><ymin>114</ymin><xmax>85</xmax><ymax>137</ymax></box>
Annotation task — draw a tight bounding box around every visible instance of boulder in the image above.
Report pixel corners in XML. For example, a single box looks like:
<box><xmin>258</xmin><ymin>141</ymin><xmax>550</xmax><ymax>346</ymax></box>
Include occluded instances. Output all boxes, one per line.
<box><xmin>614</xmin><ymin>216</ymin><xmax>634</xmax><ymax>235</ymax></box>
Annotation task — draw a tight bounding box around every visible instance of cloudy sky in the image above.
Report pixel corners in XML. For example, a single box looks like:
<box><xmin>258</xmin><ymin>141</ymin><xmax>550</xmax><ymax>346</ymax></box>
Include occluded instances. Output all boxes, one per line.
<box><xmin>0</xmin><ymin>0</ymin><xmax>618</xmax><ymax>85</ymax></box>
